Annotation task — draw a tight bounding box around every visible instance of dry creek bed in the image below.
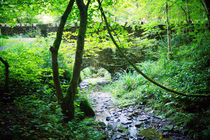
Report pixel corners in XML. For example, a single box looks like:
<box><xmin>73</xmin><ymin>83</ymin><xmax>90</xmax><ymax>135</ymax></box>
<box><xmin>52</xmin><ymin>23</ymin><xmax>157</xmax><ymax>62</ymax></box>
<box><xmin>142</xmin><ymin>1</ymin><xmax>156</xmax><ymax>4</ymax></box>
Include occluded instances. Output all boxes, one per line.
<box><xmin>79</xmin><ymin>78</ymin><xmax>190</xmax><ymax>140</ymax></box>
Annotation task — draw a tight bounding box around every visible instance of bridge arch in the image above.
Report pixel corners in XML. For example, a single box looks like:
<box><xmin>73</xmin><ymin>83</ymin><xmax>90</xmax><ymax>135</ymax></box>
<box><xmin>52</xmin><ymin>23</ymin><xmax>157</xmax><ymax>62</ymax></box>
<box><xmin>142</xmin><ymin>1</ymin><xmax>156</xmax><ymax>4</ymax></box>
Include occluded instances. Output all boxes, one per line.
<box><xmin>81</xmin><ymin>48</ymin><xmax>129</xmax><ymax>78</ymax></box>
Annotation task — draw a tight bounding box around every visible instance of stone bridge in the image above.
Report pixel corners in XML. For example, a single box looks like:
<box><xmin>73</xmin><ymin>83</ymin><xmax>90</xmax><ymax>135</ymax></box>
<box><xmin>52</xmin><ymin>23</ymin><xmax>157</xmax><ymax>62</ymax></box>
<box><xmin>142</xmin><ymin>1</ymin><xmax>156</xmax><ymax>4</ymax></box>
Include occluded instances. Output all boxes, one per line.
<box><xmin>81</xmin><ymin>48</ymin><xmax>139</xmax><ymax>77</ymax></box>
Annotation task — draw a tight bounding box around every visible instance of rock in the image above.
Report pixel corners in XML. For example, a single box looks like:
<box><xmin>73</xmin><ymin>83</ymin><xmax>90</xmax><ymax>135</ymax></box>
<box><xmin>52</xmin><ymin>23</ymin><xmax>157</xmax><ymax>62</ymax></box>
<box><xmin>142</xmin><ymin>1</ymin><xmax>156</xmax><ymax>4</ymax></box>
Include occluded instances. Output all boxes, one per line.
<box><xmin>114</xmin><ymin>113</ymin><xmax>118</xmax><ymax>117</ymax></box>
<box><xmin>107</xmin><ymin>123</ymin><xmax>114</xmax><ymax>130</ymax></box>
<box><xmin>138</xmin><ymin>105</ymin><xmax>144</xmax><ymax>109</ymax></box>
<box><xmin>122</xmin><ymin>120</ymin><xmax>132</xmax><ymax>125</ymax></box>
<box><xmin>123</xmin><ymin>125</ymin><xmax>129</xmax><ymax>129</ymax></box>
<box><xmin>120</xmin><ymin>134</ymin><xmax>128</xmax><ymax>139</ymax></box>
<box><xmin>116</xmin><ymin>134</ymin><xmax>121</xmax><ymax>139</ymax></box>
<box><xmin>128</xmin><ymin>112</ymin><xmax>138</xmax><ymax>117</ymax></box>
<box><xmin>135</xmin><ymin>121</ymin><xmax>143</xmax><ymax>128</ymax></box>
<box><xmin>106</xmin><ymin>116</ymin><xmax>111</xmax><ymax>121</ymax></box>
<box><xmin>162</xmin><ymin>131</ymin><xmax>170</xmax><ymax>138</ymax></box>
<box><xmin>98</xmin><ymin>122</ymin><xmax>106</xmax><ymax>129</ymax></box>
<box><xmin>151</xmin><ymin>118</ymin><xmax>161</xmax><ymax>123</ymax></box>
<box><xmin>162</xmin><ymin>124</ymin><xmax>174</xmax><ymax>131</ymax></box>
<box><xmin>138</xmin><ymin>115</ymin><xmax>150</xmax><ymax>121</ymax></box>
<box><xmin>112</xmin><ymin>132</ymin><xmax>123</xmax><ymax>139</ymax></box>
<box><xmin>127</xmin><ymin>108</ymin><xmax>133</xmax><ymax>113</ymax></box>
<box><xmin>127</xmin><ymin>116</ymin><xmax>132</xmax><ymax>120</ymax></box>
<box><xmin>117</xmin><ymin>128</ymin><xmax>124</xmax><ymax>133</ymax></box>
<box><xmin>137</xmin><ymin>134</ymin><xmax>145</xmax><ymax>140</ymax></box>
<box><xmin>79</xmin><ymin>98</ymin><xmax>95</xmax><ymax>117</ymax></box>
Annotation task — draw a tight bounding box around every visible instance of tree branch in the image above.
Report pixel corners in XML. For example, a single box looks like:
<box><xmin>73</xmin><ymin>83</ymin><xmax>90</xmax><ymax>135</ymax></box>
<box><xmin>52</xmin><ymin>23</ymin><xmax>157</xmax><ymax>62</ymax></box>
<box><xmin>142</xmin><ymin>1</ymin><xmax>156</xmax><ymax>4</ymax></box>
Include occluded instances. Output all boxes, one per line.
<box><xmin>87</xmin><ymin>0</ymin><xmax>91</xmax><ymax>7</ymax></box>
<box><xmin>97</xmin><ymin>0</ymin><xmax>210</xmax><ymax>98</ymax></box>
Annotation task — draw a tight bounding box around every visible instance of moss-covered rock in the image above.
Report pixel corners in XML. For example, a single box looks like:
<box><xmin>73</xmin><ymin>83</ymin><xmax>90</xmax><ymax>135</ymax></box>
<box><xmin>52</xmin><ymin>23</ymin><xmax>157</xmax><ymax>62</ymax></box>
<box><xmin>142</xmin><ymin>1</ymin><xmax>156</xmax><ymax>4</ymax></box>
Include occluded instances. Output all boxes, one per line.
<box><xmin>80</xmin><ymin>98</ymin><xmax>95</xmax><ymax>117</ymax></box>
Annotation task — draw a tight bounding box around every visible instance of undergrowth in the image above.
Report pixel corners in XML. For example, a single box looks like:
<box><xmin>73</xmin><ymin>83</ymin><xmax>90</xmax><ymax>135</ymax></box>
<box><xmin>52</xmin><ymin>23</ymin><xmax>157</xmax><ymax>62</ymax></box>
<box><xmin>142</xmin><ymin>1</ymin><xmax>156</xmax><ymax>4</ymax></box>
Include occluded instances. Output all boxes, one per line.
<box><xmin>0</xmin><ymin>37</ymin><xmax>106</xmax><ymax>139</ymax></box>
<box><xmin>102</xmin><ymin>31</ymin><xmax>210</xmax><ymax>139</ymax></box>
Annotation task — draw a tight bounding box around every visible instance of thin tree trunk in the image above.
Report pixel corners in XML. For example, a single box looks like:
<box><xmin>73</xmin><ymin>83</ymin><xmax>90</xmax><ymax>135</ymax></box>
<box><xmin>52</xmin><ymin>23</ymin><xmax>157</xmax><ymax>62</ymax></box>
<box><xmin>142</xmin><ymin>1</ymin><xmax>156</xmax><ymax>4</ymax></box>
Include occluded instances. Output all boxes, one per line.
<box><xmin>61</xmin><ymin>0</ymin><xmax>91</xmax><ymax>121</ymax></box>
<box><xmin>181</xmin><ymin>6</ymin><xmax>188</xmax><ymax>24</ymax></box>
<box><xmin>50</xmin><ymin>0</ymin><xmax>75</xmax><ymax>103</ymax></box>
<box><xmin>166</xmin><ymin>1</ymin><xmax>172</xmax><ymax>60</ymax></box>
<box><xmin>186</xmin><ymin>0</ymin><xmax>192</xmax><ymax>24</ymax></box>
<box><xmin>0</xmin><ymin>57</ymin><xmax>9</xmax><ymax>92</ymax></box>
<box><xmin>201</xmin><ymin>0</ymin><xmax>210</xmax><ymax>30</ymax></box>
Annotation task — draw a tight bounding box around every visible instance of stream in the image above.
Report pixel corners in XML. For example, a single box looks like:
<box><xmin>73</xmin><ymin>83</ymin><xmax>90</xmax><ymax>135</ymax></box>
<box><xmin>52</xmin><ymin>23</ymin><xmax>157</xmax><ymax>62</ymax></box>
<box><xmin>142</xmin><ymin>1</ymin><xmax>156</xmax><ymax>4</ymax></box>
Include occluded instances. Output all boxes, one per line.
<box><xmin>80</xmin><ymin>78</ymin><xmax>190</xmax><ymax>140</ymax></box>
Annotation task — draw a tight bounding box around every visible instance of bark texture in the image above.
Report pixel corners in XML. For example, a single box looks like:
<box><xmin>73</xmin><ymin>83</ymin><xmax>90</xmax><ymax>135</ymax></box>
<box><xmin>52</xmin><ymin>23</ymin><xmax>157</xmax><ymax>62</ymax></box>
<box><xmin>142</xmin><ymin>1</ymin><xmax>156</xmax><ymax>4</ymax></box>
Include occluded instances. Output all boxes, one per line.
<box><xmin>50</xmin><ymin>0</ymin><xmax>75</xmax><ymax>103</ymax></box>
<box><xmin>61</xmin><ymin>0</ymin><xmax>91</xmax><ymax>121</ymax></box>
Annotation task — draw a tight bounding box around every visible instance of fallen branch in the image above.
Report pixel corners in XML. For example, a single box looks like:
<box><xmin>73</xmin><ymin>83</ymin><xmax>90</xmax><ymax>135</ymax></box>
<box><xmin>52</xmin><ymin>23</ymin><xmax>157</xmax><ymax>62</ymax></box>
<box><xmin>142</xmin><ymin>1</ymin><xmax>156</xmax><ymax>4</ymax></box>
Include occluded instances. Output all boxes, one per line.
<box><xmin>97</xmin><ymin>0</ymin><xmax>210</xmax><ymax>98</ymax></box>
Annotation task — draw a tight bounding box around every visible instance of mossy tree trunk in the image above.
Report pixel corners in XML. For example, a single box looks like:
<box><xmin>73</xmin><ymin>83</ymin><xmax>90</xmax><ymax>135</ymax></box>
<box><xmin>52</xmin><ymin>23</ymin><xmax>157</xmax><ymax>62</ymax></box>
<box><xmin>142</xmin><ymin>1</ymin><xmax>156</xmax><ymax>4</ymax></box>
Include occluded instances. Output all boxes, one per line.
<box><xmin>61</xmin><ymin>0</ymin><xmax>91</xmax><ymax>121</ymax></box>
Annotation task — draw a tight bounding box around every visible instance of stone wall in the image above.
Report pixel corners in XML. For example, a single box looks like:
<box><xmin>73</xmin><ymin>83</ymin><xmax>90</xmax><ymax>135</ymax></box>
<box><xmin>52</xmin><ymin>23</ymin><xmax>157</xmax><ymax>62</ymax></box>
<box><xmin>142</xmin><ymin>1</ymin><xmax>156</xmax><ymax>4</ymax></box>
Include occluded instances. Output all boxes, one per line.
<box><xmin>0</xmin><ymin>23</ymin><xmax>78</xmax><ymax>37</ymax></box>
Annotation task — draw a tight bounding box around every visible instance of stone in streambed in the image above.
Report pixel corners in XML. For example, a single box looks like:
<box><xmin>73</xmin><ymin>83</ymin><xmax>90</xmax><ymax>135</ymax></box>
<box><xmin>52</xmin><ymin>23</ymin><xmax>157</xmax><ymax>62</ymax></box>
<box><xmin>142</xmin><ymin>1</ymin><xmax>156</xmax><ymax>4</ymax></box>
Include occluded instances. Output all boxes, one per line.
<box><xmin>80</xmin><ymin>98</ymin><xmax>95</xmax><ymax>117</ymax></box>
<box><xmin>122</xmin><ymin>120</ymin><xmax>132</xmax><ymax>125</ymax></box>
<box><xmin>135</xmin><ymin>121</ymin><xmax>143</xmax><ymax>128</ymax></box>
<box><xmin>162</xmin><ymin>124</ymin><xmax>174</xmax><ymax>131</ymax></box>
<box><xmin>128</xmin><ymin>112</ymin><xmax>138</xmax><ymax>117</ymax></box>
<box><xmin>162</xmin><ymin>131</ymin><xmax>170</xmax><ymax>138</ymax></box>
<box><xmin>138</xmin><ymin>115</ymin><xmax>150</xmax><ymax>121</ymax></box>
<box><xmin>106</xmin><ymin>116</ymin><xmax>111</xmax><ymax>121</ymax></box>
<box><xmin>127</xmin><ymin>116</ymin><xmax>132</xmax><ymax>120</ymax></box>
<box><xmin>112</xmin><ymin>132</ymin><xmax>123</xmax><ymax>139</ymax></box>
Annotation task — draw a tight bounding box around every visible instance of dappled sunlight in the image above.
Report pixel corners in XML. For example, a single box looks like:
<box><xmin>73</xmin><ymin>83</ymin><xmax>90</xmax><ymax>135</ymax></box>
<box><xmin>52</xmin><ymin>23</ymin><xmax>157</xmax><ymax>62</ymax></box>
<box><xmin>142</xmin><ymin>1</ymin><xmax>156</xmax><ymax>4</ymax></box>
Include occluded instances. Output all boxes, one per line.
<box><xmin>0</xmin><ymin>0</ymin><xmax>209</xmax><ymax>139</ymax></box>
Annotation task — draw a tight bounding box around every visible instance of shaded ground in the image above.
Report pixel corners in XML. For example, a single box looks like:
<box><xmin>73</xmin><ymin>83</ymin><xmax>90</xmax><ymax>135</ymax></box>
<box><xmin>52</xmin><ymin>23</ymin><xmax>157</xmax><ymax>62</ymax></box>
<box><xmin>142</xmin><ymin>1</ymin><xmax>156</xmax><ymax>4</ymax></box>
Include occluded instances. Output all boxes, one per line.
<box><xmin>80</xmin><ymin>78</ymin><xmax>190</xmax><ymax>140</ymax></box>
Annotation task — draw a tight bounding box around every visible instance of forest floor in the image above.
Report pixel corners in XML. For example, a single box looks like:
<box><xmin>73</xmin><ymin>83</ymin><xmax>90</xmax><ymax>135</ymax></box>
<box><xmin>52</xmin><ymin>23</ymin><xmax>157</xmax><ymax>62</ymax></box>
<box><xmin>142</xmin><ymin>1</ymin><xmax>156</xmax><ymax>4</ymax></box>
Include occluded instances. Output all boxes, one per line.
<box><xmin>80</xmin><ymin>78</ymin><xmax>190</xmax><ymax>140</ymax></box>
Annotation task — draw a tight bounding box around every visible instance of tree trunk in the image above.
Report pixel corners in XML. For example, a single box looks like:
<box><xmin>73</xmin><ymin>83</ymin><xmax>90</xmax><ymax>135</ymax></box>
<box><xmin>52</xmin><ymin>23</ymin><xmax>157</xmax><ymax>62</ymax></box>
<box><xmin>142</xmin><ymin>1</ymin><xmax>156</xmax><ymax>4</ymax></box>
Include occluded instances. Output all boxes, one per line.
<box><xmin>0</xmin><ymin>57</ymin><xmax>9</xmax><ymax>92</ymax></box>
<box><xmin>166</xmin><ymin>1</ymin><xmax>172</xmax><ymax>60</ymax></box>
<box><xmin>61</xmin><ymin>0</ymin><xmax>91</xmax><ymax>121</ymax></box>
<box><xmin>201</xmin><ymin>0</ymin><xmax>210</xmax><ymax>30</ymax></box>
<box><xmin>186</xmin><ymin>0</ymin><xmax>192</xmax><ymax>24</ymax></box>
<box><xmin>50</xmin><ymin>0</ymin><xmax>75</xmax><ymax>104</ymax></box>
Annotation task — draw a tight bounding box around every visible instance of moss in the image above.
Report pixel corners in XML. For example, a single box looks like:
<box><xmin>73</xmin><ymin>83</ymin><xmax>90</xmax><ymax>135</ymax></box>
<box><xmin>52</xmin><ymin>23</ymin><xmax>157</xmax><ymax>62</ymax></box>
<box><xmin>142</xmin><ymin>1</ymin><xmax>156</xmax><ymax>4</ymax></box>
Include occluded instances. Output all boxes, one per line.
<box><xmin>80</xmin><ymin>98</ymin><xmax>95</xmax><ymax>117</ymax></box>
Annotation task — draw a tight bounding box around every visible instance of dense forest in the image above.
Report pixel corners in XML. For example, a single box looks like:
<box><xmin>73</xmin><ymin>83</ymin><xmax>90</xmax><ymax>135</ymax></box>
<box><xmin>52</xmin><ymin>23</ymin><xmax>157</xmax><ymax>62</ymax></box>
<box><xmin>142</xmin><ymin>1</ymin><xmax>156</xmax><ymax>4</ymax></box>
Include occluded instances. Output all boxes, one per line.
<box><xmin>0</xmin><ymin>0</ymin><xmax>209</xmax><ymax>139</ymax></box>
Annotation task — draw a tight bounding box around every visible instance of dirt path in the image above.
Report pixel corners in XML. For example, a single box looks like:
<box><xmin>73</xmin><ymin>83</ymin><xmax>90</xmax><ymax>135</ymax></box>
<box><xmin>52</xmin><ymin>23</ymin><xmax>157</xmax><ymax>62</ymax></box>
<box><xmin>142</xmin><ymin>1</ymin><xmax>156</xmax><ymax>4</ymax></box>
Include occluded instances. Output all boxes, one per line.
<box><xmin>80</xmin><ymin>78</ymin><xmax>190</xmax><ymax>140</ymax></box>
